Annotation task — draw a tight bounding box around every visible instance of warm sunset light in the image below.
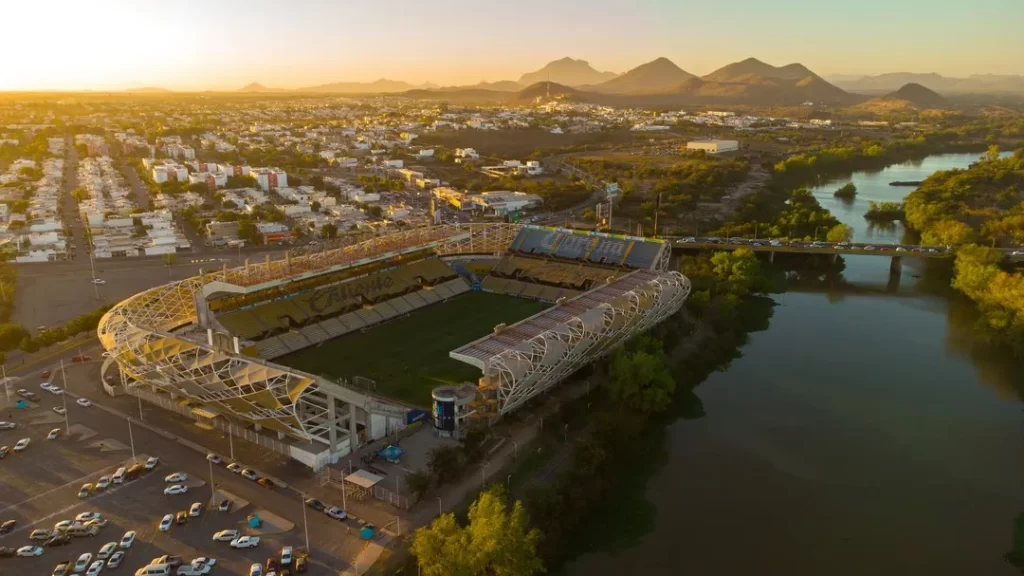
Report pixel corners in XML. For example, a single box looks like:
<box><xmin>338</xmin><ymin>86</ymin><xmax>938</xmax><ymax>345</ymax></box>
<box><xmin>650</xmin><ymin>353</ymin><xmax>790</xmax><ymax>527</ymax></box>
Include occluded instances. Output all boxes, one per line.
<box><xmin>2</xmin><ymin>2</ymin><xmax>1024</xmax><ymax>576</ymax></box>
<box><xmin>0</xmin><ymin>0</ymin><xmax>1020</xmax><ymax>91</ymax></box>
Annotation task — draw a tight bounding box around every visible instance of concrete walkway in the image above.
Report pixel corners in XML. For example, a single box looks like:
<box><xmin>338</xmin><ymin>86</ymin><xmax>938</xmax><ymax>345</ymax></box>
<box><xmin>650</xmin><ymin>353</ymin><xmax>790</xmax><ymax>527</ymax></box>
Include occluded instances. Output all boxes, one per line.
<box><xmin>342</xmin><ymin>535</ymin><xmax>391</xmax><ymax>575</ymax></box>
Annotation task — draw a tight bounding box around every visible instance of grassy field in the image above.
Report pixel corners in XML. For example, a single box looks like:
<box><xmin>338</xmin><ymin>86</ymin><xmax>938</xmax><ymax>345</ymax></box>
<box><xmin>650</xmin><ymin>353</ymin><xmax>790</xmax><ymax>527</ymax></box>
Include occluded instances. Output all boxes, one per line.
<box><xmin>276</xmin><ymin>291</ymin><xmax>547</xmax><ymax>407</ymax></box>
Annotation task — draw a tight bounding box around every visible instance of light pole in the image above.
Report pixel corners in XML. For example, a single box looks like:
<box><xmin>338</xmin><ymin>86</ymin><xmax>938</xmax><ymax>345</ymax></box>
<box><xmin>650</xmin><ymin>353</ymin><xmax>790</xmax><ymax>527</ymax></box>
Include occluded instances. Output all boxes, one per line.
<box><xmin>209</xmin><ymin>459</ymin><xmax>216</xmax><ymax>504</ymax></box>
<box><xmin>564</xmin><ymin>424</ymin><xmax>568</xmax><ymax>443</ymax></box>
<box><xmin>60</xmin><ymin>360</ymin><xmax>70</xmax><ymax>434</ymax></box>
<box><xmin>436</xmin><ymin>497</ymin><xmax>442</xmax><ymax>517</ymax></box>
<box><xmin>1</xmin><ymin>364</ymin><xmax>9</xmax><ymax>404</ymax></box>
<box><xmin>228</xmin><ymin>428</ymin><xmax>234</xmax><ymax>461</ymax></box>
<box><xmin>512</xmin><ymin>441</ymin><xmax>517</xmax><ymax>462</ymax></box>
<box><xmin>300</xmin><ymin>493</ymin><xmax>311</xmax><ymax>555</ymax></box>
<box><xmin>127</xmin><ymin>418</ymin><xmax>136</xmax><ymax>461</ymax></box>
<box><xmin>480</xmin><ymin>463</ymin><xmax>487</xmax><ymax>488</ymax></box>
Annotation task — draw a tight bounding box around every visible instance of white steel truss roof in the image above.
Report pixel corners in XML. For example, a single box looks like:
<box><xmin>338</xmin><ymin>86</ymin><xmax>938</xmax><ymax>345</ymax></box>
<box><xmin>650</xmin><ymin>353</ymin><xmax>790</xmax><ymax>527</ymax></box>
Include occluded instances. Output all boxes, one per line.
<box><xmin>450</xmin><ymin>270</ymin><xmax>691</xmax><ymax>414</ymax></box>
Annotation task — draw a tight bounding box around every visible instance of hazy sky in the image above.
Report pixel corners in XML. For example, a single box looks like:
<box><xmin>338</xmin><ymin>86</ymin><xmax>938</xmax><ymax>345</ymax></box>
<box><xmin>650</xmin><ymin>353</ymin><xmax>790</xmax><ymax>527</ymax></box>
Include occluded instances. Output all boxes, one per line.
<box><xmin>3</xmin><ymin>0</ymin><xmax>1022</xmax><ymax>91</ymax></box>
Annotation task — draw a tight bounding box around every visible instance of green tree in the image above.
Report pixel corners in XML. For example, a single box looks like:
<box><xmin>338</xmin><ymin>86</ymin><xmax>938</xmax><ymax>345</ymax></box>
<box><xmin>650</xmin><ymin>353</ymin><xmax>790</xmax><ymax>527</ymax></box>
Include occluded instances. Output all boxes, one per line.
<box><xmin>310</xmin><ymin>201</ymin><xmax>321</xmax><ymax>213</ymax></box>
<box><xmin>405</xmin><ymin>469</ymin><xmax>433</xmax><ymax>503</ymax></box>
<box><xmin>606</xmin><ymin>343</ymin><xmax>675</xmax><ymax>414</ymax></box>
<box><xmin>320</xmin><ymin>223</ymin><xmax>338</xmax><ymax>239</ymax></box>
<box><xmin>826</xmin><ymin>223</ymin><xmax>854</xmax><ymax>243</ymax></box>
<box><xmin>710</xmin><ymin>248</ymin><xmax>761</xmax><ymax>296</ymax></box>
<box><xmin>923</xmin><ymin>219</ymin><xmax>975</xmax><ymax>246</ymax></box>
<box><xmin>461</xmin><ymin>426</ymin><xmax>487</xmax><ymax>464</ymax></box>
<box><xmin>413</xmin><ymin>486</ymin><xmax>543</xmax><ymax>576</ymax></box>
<box><xmin>428</xmin><ymin>445</ymin><xmax>464</xmax><ymax>486</ymax></box>
<box><xmin>833</xmin><ymin>182</ymin><xmax>857</xmax><ymax>200</ymax></box>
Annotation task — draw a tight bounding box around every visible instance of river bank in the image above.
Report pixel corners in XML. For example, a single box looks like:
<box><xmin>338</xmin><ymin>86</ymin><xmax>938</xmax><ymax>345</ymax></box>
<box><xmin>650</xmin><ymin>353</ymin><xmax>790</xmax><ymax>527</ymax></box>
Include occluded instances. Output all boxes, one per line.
<box><xmin>566</xmin><ymin>151</ymin><xmax>1024</xmax><ymax>576</ymax></box>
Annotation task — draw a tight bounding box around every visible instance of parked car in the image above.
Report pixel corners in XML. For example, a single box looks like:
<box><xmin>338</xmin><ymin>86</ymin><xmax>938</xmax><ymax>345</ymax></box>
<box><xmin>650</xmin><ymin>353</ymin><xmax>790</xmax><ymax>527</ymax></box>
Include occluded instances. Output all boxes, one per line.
<box><xmin>206</xmin><ymin>453</ymin><xmax>222</xmax><ymax>464</ymax></box>
<box><xmin>325</xmin><ymin>507</ymin><xmax>347</xmax><ymax>520</ymax></box>
<box><xmin>86</xmin><ymin>559</ymin><xmax>105</xmax><ymax>576</ymax></box>
<box><xmin>217</xmin><ymin>499</ymin><xmax>231</xmax><ymax>512</ymax></box>
<box><xmin>249</xmin><ymin>564</ymin><xmax>263</xmax><ymax>576</ymax></box>
<box><xmin>175</xmin><ymin>511</ymin><xmax>188</xmax><ymax>525</ymax></box>
<box><xmin>78</xmin><ymin>484</ymin><xmax>93</xmax><ymax>499</ymax></box>
<box><xmin>227</xmin><ymin>463</ymin><xmax>243</xmax><ymax>473</ymax></box>
<box><xmin>13</xmin><ymin>438</ymin><xmax>31</xmax><ymax>451</ymax></box>
<box><xmin>145</xmin><ymin>456</ymin><xmax>160</xmax><ymax>470</ymax></box>
<box><xmin>189</xmin><ymin>502</ymin><xmax>202</xmax><ymax>517</ymax></box>
<box><xmin>44</xmin><ymin>535</ymin><xmax>71</xmax><ymax>547</ymax></box>
<box><xmin>165</xmin><ymin>484</ymin><xmax>188</xmax><ymax>496</ymax></box>
<box><xmin>241</xmin><ymin>469</ymin><xmax>258</xmax><ymax>481</ymax></box>
<box><xmin>304</xmin><ymin>498</ymin><xmax>325</xmax><ymax>512</ymax></box>
<box><xmin>212</xmin><ymin>530</ymin><xmax>239</xmax><ymax>542</ymax></box>
<box><xmin>230</xmin><ymin>536</ymin><xmax>260</xmax><ymax>549</ymax></box>
<box><xmin>280</xmin><ymin>546</ymin><xmax>293</xmax><ymax>565</ymax></box>
<box><xmin>96</xmin><ymin>476</ymin><xmax>111</xmax><ymax>490</ymax></box>
<box><xmin>164</xmin><ymin>472</ymin><xmax>187</xmax><ymax>483</ymax></box>
<box><xmin>52</xmin><ymin>560</ymin><xmax>71</xmax><ymax>576</ymax></box>
<box><xmin>47</xmin><ymin>429</ymin><xmax>61</xmax><ymax>441</ymax></box>
<box><xmin>0</xmin><ymin>421</ymin><xmax>15</xmax><ymax>430</ymax></box>
<box><xmin>257</xmin><ymin>477</ymin><xmax>277</xmax><ymax>489</ymax></box>
<box><xmin>53</xmin><ymin>407</ymin><xmax>66</xmax><ymax>416</ymax></box>
<box><xmin>107</xmin><ymin>550</ymin><xmax>125</xmax><ymax>569</ymax></box>
<box><xmin>17</xmin><ymin>545</ymin><xmax>44</xmax><ymax>557</ymax></box>
<box><xmin>97</xmin><ymin>542</ymin><xmax>117</xmax><ymax>559</ymax></box>
<box><xmin>0</xmin><ymin>519</ymin><xmax>15</xmax><ymax>534</ymax></box>
<box><xmin>76</xmin><ymin>398</ymin><xmax>92</xmax><ymax>407</ymax></box>
<box><xmin>159</xmin><ymin>514</ymin><xmax>173</xmax><ymax>532</ymax></box>
<box><xmin>119</xmin><ymin>530</ymin><xmax>136</xmax><ymax>548</ymax></box>
<box><xmin>75</xmin><ymin>512</ymin><xmax>101</xmax><ymax>522</ymax></box>
<box><xmin>30</xmin><ymin>529</ymin><xmax>55</xmax><ymax>541</ymax></box>
<box><xmin>0</xmin><ymin>546</ymin><xmax>14</xmax><ymax>558</ymax></box>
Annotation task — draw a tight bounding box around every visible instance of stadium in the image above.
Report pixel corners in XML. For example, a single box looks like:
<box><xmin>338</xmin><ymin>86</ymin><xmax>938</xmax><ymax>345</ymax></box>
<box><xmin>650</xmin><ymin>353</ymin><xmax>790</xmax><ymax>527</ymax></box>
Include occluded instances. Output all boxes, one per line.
<box><xmin>97</xmin><ymin>223</ymin><xmax>691</xmax><ymax>470</ymax></box>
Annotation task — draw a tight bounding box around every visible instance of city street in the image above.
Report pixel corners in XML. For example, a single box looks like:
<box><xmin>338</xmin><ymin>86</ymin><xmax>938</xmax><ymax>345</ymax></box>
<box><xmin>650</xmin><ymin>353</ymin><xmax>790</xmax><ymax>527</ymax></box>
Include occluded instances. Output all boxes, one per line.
<box><xmin>0</xmin><ymin>365</ymin><xmax>368</xmax><ymax>575</ymax></box>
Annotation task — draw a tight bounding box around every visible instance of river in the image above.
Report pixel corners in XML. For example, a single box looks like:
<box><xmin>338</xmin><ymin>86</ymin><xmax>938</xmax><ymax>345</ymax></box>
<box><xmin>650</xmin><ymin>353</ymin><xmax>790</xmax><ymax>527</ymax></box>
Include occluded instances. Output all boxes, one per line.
<box><xmin>567</xmin><ymin>153</ymin><xmax>1024</xmax><ymax>575</ymax></box>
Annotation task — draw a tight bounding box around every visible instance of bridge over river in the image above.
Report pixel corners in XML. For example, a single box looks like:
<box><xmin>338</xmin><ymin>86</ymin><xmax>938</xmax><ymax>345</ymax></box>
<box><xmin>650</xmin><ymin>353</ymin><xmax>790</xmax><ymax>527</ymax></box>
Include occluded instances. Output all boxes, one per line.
<box><xmin>665</xmin><ymin>237</ymin><xmax>1024</xmax><ymax>276</ymax></box>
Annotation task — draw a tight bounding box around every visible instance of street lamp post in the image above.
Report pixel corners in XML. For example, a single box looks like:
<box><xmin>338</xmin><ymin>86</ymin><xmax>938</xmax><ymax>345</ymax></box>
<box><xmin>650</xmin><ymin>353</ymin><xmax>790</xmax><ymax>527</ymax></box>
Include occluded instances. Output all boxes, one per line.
<box><xmin>300</xmin><ymin>493</ymin><xmax>311</xmax><ymax>555</ymax></box>
<box><xmin>60</xmin><ymin>360</ymin><xmax>70</xmax><ymax>434</ymax></box>
<box><xmin>127</xmin><ymin>418</ymin><xmax>136</xmax><ymax>461</ymax></box>
<box><xmin>1</xmin><ymin>365</ymin><xmax>9</xmax><ymax>404</ymax></box>
<box><xmin>436</xmin><ymin>497</ymin><xmax>442</xmax><ymax>517</ymax></box>
<box><xmin>512</xmin><ymin>441</ymin><xmax>518</xmax><ymax>462</ymax></box>
<box><xmin>228</xmin><ymin>428</ymin><xmax>234</xmax><ymax>461</ymax></box>
<box><xmin>209</xmin><ymin>458</ymin><xmax>216</xmax><ymax>504</ymax></box>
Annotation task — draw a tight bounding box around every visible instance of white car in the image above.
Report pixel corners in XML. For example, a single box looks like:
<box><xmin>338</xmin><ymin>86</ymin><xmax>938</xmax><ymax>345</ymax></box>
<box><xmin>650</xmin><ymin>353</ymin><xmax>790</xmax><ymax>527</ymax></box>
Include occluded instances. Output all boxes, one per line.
<box><xmin>189</xmin><ymin>502</ymin><xmax>202</xmax><ymax>517</ymax></box>
<box><xmin>86</xmin><ymin>560</ymin><xmax>105</xmax><ymax>576</ymax></box>
<box><xmin>53</xmin><ymin>406</ymin><xmax>66</xmax><ymax>415</ymax></box>
<box><xmin>145</xmin><ymin>457</ymin><xmax>160</xmax><ymax>470</ymax></box>
<box><xmin>206</xmin><ymin>453</ymin><xmax>222</xmax><ymax>464</ymax></box>
<box><xmin>241</xmin><ymin>469</ymin><xmax>258</xmax><ymax>481</ymax></box>
<box><xmin>74</xmin><ymin>553</ymin><xmax>93</xmax><ymax>572</ymax></box>
<box><xmin>230</xmin><ymin>535</ymin><xmax>260</xmax><ymax>549</ymax></box>
<box><xmin>158</xmin><ymin>514</ymin><xmax>173</xmax><ymax>531</ymax></box>
<box><xmin>17</xmin><ymin>545</ymin><xmax>44</xmax><ymax>557</ymax></box>
<box><xmin>92</xmin><ymin>278</ymin><xmax>106</xmax><ymax>285</ymax></box>
<box><xmin>280</xmin><ymin>546</ymin><xmax>293</xmax><ymax>565</ymax></box>
<box><xmin>50</xmin><ymin>386</ymin><xmax>64</xmax><ymax>395</ymax></box>
<box><xmin>97</xmin><ymin>542</ymin><xmax>117</xmax><ymax>559</ymax></box>
<box><xmin>177</xmin><ymin>565</ymin><xmax>211</xmax><ymax>576</ymax></box>
<box><xmin>864</xmin><ymin>245</ymin><xmax>877</xmax><ymax>251</ymax></box>
<box><xmin>0</xmin><ymin>421</ymin><xmax>15</xmax><ymax>430</ymax></box>
<box><xmin>164</xmin><ymin>484</ymin><xmax>188</xmax><ymax>496</ymax></box>
<box><xmin>76</xmin><ymin>512</ymin><xmax>102</xmax><ymax>522</ymax></box>
<box><xmin>226</xmin><ymin>463</ymin><xmax>243</xmax><ymax>474</ymax></box>
<box><xmin>96</xmin><ymin>475</ymin><xmax>111</xmax><ymax>490</ymax></box>
<box><xmin>191</xmin><ymin>557</ymin><xmax>217</xmax><ymax>569</ymax></box>
<box><xmin>325</xmin><ymin>506</ymin><xmax>347</xmax><ymax>520</ymax></box>
<box><xmin>249</xmin><ymin>564</ymin><xmax>263</xmax><ymax>576</ymax></box>
<box><xmin>77</xmin><ymin>398</ymin><xmax>92</xmax><ymax>407</ymax></box>
<box><xmin>13</xmin><ymin>438</ymin><xmax>30</xmax><ymax>451</ymax></box>
<box><xmin>164</xmin><ymin>472</ymin><xmax>187</xmax><ymax>483</ymax></box>
<box><xmin>41</xmin><ymin>382</ymin><xmax>55</xmax><ymax>391</ymax></box>
<box><xmin>212</xmin><ymin>529</ymin><xmax>239</xmax><ymax>542</ymax></box>
<box><xmin>54</xmin><ymin>520</ymin><xmax>75</xmax><ymax>532</ymax></box>
<box><xmin>47</xmin><ymin>428</ymin><xmax>61</xmax><ymax>440</ymax></box>
<box><xmin>119</xmin><ymin>530</ymin><xmax>136</xmax><ymax>548</ymax></box>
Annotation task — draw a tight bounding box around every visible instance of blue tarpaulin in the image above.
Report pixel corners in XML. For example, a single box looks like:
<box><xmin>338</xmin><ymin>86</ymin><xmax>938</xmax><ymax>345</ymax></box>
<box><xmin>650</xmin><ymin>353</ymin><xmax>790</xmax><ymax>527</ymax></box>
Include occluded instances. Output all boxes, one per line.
<box><xmin>247</xmin><ymin>513</ymin><xmax>261</xmax><ymax>528</ymax></box>
<box><xmin>359</xmin><ymin>526</ymin><xmax>375</xmax><ymax>540</ymax></box>
<box><xmin>378</xmin><ymin>444</ymin><xmax>404</xmax><ymax>463</ymax></box>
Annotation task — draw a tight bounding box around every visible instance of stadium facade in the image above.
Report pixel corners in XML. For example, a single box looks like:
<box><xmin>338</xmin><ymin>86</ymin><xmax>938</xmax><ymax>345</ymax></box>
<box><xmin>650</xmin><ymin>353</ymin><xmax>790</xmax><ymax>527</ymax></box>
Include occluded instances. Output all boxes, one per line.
<box><xmin>98</xmin><ymin>223</ymin><xmax>689</xmax><ymax>469</ymax></box>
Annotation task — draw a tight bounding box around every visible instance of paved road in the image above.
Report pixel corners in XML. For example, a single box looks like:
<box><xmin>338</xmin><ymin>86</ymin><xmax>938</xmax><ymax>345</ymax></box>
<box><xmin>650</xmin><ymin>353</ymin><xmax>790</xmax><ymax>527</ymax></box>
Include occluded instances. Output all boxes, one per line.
<box><xmin>61</xmin><ymin>137</ymin><xmax>87</xmax><ymax>259</ymax></box>
<box><xmin>120</xmin><ymin>161</ymin><xmax>151</xmax><ymax>211</ymax></box>
<box><xmin>0</xmin><ymin>363</ymin><xmax>364</xmax><ymax>575</ymax></box>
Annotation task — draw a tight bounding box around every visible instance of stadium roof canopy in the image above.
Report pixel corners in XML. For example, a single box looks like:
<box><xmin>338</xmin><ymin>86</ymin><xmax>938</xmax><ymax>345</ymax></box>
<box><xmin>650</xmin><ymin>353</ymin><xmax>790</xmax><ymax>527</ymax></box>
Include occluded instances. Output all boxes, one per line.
<box><xmin>451</xmin><ymin>269</ymin><xmax>661</xmax><ymax>369</ymax></box>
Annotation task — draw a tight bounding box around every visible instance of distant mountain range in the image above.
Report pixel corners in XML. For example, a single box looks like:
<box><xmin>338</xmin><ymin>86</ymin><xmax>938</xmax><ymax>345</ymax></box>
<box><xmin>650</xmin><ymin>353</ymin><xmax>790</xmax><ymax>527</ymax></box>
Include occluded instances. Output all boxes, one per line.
<box><xmin>831</xmin><ymin>73</ymin><xmax>1024</xmax><ymax>94</ymax></box>
<box><xmin>119</xmin><ymin>56</ymin><xmax>1020</xmax><ymax>107</ymax></box>
<box><xmin>398</xmin><ymin>57</ymin><xmax>862</xmax><ymax>107</ymax></box>
<box><xmin>849</xmin><ymin>83</ymin><xmax>947</xmax><ymax>114</ymax></box>
<box><xmin>518</xmin><ymin>57</ymin><xmax>618</xmax><ymax>87</ymax></box>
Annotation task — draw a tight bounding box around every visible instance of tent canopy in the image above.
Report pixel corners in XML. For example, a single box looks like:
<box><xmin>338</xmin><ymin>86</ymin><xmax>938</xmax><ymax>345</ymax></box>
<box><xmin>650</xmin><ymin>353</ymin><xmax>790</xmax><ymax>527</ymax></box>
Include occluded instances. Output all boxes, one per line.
<box><xmin>345</xmin><ymin>469</ymin><xmax>384</xmax><ymax>489</ymax></box>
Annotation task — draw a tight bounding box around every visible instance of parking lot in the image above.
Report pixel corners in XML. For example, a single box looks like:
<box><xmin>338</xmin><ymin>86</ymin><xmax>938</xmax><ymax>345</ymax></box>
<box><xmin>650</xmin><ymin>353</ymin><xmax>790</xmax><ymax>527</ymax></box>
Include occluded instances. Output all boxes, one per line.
<box><xmin>0</xmin><ymin>371</ymin><xmax>367</xmax><ymax>575</ymax></box>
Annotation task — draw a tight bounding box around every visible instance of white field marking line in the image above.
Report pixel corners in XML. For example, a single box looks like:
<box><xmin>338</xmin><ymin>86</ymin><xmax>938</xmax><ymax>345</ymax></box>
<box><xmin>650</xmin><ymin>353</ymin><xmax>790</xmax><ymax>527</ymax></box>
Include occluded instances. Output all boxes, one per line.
<box><xmin>1</xmin><ymin>454</ymin><xmax>150</xmax><ymax>533</ymax></box>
